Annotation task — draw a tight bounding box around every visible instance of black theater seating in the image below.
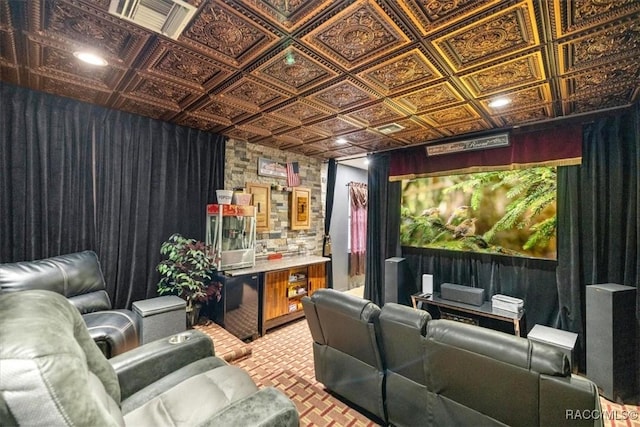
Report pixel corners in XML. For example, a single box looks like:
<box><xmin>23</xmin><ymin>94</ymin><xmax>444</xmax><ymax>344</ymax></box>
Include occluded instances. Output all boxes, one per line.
<box><xmin>0</xmin><ymin>251</ymin><xmax>138</xmax><ymax>357</ymax></box>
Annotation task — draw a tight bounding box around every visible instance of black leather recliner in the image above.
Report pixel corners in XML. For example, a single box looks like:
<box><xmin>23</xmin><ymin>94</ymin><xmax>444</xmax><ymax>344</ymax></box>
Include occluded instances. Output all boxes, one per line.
<box><xmin>301</xmin><ymin>288</ymin><xmax>386</xmax><ymax>422</ymax></box>
<box><xmin>0</xmin><ymin>250</ymin><xmax>138</xmax><ymax>357</ymax></box>
<box><xmin>0</xmin><ymin>290</ymin><xmax>299</xmax><ymax>426</ymax></box>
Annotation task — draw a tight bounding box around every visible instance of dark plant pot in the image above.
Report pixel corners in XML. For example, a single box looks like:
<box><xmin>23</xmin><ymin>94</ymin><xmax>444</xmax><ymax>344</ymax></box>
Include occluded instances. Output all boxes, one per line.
<box><xmin>186</xmin><ymin>303</ymin><xmax>201</xmax><ymax>328</ymax></box>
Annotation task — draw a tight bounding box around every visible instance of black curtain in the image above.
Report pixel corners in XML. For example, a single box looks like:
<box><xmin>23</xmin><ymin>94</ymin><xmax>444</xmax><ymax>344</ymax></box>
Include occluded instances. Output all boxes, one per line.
<box><xmin>556</xmin><ymin>104</ymin><xmax>639</xmax><ymax>372</ymax></box>
<box><xmin>323</xmin><ymin>159</ymin><xmax>337</xmax><ymax>288</ymax></box>
<box><xmin>364</xmin><ymin>152</ymin><xmax>401</xmax><ymax>306</ymax></box>
<box><xmin>0</xmin><ymin>83</ymin><xmax>225</xmax><ymax>308</ymax></box>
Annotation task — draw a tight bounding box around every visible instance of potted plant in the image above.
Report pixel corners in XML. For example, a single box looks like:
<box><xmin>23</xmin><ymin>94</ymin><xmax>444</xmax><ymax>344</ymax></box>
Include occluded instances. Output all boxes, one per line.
<box><xmin>156</xmin><ymin>233</ymin><xmax>221</xmax><ymax>326</ymax></box>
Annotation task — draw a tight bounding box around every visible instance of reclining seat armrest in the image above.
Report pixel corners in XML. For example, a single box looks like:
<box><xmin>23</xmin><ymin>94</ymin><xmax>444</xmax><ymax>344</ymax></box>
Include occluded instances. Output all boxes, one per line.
<box><xmin>212</xmin><ymin>387</ymin><xmax>300</xmax><ymax>427</ymax></box>
<box><xmin>301</xmin><ymin>296</ymin><xmax>325</xmax><ymax>345</ymax></box>
<box><xmin>110</xmin><ymin>329</ymin><xmax>214</xmax><ymax>400</ymax></box>
<box><xmin>83</xmin><ymin>309</ymin><xmax>139</xmax><ymax>357</ymax></box>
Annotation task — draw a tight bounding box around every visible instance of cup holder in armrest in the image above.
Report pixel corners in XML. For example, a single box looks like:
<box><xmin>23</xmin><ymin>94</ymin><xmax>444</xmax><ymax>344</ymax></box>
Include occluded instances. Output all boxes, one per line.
<box><xmin>169</xmin><ymin>332</ymin><xmax>192</xmax><ymax>344</ymax></box>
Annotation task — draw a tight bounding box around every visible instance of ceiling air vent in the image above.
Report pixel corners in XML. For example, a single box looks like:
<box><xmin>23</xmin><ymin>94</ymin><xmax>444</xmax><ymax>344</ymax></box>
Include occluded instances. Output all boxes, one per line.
<box><xmin>374</xmin><ymin>123</ymin><xmax>405</xmax><ymax>135</ymax></box>
<box><xmin>109</xmin><ymin>0</ymin><xmax>197</xmax><ymax>40</ymax></box>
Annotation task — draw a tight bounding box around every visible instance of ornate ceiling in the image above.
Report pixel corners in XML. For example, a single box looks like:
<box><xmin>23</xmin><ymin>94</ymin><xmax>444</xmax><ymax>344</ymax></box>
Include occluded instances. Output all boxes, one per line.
<box><xmin>1</xmin><ymin>0</ymin><xmax>638</xmax><ymax>160</ymax></box>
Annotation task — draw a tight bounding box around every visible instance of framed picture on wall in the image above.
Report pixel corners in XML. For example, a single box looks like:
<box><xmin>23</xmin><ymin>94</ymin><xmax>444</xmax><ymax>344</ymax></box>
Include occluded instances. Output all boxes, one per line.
<box><xmin>290</xmin><ymin>187</ymin><xmax>311</xmax><ymax>230</ymax></box>
<box><xmin>257</xmin><ymin>158</ymin><xmax>287</xmax><ymax>179</ymax></box>
<box><xmin>246</xmin><ymin>182</ymin><xmax>271</xmax><ymax>232</ymax></box>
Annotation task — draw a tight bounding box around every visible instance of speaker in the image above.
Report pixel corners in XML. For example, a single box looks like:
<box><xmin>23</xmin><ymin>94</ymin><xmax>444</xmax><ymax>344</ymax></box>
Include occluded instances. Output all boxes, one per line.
<box><xmin>422</xmin><ymin>274</ymin><xmax>433</xmax><ymax>295</ymax></box>
<box><xmin>586</xmin><ymin>283</ymin><xmax>637</xmax><ymax>402</ymax></box>
<box><xmin>384</xmin><ymin>257</ymin><xmax>416</xmax><ymax>306</ymax></box>
<box><xmin>440</xmin><ymin>283</ymin><xmax>485</xmax><ymax>306</ymax></box>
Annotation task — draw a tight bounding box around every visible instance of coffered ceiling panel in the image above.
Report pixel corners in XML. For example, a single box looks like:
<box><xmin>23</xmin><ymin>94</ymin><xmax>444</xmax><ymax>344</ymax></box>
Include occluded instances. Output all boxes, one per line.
<box><xmin>1</xmin><ymin>0</ymin><xmax>638</xmax><ymax>161</ymax></box>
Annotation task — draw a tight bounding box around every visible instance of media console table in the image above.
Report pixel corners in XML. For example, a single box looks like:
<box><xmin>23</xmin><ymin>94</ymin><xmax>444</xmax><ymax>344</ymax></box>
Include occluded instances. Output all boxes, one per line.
<box><xmin>411</xmin><ymin>293</ymin><xmax>526</xmax><ymax>337</ymax></box>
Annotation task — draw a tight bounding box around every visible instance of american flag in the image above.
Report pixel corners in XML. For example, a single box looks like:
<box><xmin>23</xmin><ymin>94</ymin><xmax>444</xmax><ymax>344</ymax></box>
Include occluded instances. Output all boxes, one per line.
<box><xmin>286</xmin><ymin>162</ymin><xmax>301</xmax><ymax>187</ymax></box>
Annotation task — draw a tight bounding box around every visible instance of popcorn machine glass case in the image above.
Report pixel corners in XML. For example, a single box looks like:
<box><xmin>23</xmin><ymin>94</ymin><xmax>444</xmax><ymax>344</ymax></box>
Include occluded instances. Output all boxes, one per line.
<box><xmin>206</xmin><ymin>204</ymin><xmax>256</xmax><ymax>270</ymax></box>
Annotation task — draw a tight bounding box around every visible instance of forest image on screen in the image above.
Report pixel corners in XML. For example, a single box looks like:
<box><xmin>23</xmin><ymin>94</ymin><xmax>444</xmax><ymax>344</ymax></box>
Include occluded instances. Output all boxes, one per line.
<box><xmin>401</xmin><ymin>167</ymin><xmax>557</xmax><ymax>260</ymax></box>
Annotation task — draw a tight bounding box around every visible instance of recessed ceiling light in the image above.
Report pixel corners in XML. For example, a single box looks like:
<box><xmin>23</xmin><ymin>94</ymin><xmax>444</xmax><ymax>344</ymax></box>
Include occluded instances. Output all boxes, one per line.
<box><xmin>488</xmin><ymin>98</ymin><xmax>511</xmax><ymax>108</ymax></box>
<box><xmin>73</xmin><ymin>51</ymin><xmax>108</xmax><ymax>66</ymax></box>
<box><xmin>336</xmin><ymin>138</ymin><xmax>348</xmax><ymax>145</ymax></box>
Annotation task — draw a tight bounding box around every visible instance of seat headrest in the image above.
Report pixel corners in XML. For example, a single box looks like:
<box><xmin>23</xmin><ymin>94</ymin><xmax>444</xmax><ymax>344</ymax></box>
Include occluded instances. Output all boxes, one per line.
<box><xmin>311</xmin><ymin>288</ymin><xmax>380</xmax><ymax>322</ymax></box>
<box><xmin>0</xmin><ymin>251</ymin><xmax>110</xmax><ymax>311</ymax></box>
<box><xmin>427</xmin><ymin>319</ymin><xmax>569</xmax><ymax>376</ymax></box>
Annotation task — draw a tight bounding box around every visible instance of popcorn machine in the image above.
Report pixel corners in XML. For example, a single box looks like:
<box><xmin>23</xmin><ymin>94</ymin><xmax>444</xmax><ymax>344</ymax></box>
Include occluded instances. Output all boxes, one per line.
<box><xmin>206</xmin><ymin>204</ymin><xmax>256</xmax><ymax>271</ymax></box>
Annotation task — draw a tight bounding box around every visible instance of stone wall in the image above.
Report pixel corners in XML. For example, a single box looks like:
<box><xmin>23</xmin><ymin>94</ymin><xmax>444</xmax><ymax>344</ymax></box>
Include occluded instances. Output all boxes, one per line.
<box><xmin>224</xmin><ymin>139</ymin><xmax>326</xmax><ymax>259</ymax></box>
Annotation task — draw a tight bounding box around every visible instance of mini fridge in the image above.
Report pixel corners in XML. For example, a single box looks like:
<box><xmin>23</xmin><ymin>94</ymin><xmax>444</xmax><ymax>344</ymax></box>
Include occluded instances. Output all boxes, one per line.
<box><xmin>208</xmin><ymin>272</ymin><xmax>260</xmax><ymax>341</ymax></box>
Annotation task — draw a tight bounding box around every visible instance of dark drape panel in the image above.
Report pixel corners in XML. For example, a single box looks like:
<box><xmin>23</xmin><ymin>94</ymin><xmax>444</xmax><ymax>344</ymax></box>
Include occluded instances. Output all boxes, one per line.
<box><xmin>323</xmin><ymin>159</ymin><xmax>336</xmax><ymax>288</ymax></box>
<box><xmin>0</xmin><ymin>83</ymin><xmax>225</xmax><ymax>309</ymax></box>
<box><xmin>556</xmin><ymin>105</ymin><xmax>640</xmax><ymax>372</ymax></box>
<box><xmin>93</xmin><ymin>110</ymin><xmax>225</xmax><ymax>308</ymax></box>
<box><xmin>364</xmin><ymin>152</ymin><xmax>400</xmax><ymax>306</ymax></box>
<box><xmin>1</xmin><ymin>83</ymin><xmax>97</xmax><ymax>261</ymax></box>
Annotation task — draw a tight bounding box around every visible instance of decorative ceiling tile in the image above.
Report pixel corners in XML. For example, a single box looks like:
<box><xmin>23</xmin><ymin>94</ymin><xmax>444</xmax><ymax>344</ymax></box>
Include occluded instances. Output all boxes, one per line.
<box><xmin>123</xmin><ymin>74</ymin><xmax>198</xmax><ymax>109</ymax></box>
<box><xmin>345</xmin><ymin>101</ymin><xmax>407</xmax><ymax>127</ymax></box>
<box><xmin>173</xmin><ymin>113</ymin><xmax>219</xmax><ymax>131</ymax></box>
<box><xmin>180</xmin><ymin>1</ymin><xmax>278</xmax><ymax>67</ymax></box>
<box><xmin>38</xmin><ymin>0</ymin><xmax>149</xmax><ymax>64</ymax></box>
<box><xmin>311</xmin><ymin>116</ymin><xmax>364</xmax><ymax>135</ymax></box>
<box><xmin>142</xmin><ymin>40</ymin><xmax>232</xmax><ymax>91</ymax></box>
<box><xmin>244</xmin><ymin>114</ymin><xmax>294</xmax><ymax>134</ymax></box>
<box><xmin>553</xmin><ymin>0</ymin><xmax>640</xmax><ymax>37</ymax></box>
<box><xmin>276</xmin><ymin>126</ymin><xmax>327</xmax><ymax>143</ymax></box>
<box><xmin>271</xmin><ymin>100</ymin><xmax>331</xmax><ymax>124</ymax></box>
<box><xmin>460</xmin><ymin>52</ymin><xmax>545</xmax><ymax>97</ymax></box>
<box><xmin>114</xmin><ymin>95</ymin><xmax>176</xmax><ymax>120</ymax></box>
<box><xmin>331</xmin><ymin>145</ymin><xmax>370</xmax><ymax>157</ymax></box>
<box><xmin>397</xmin><ymin>0</ymin><xmax>501</xmax><ymax>36</ymax></box>
<box><xmin>252</xmin><ymin>46</ymin><xmax>337</xmax><ymax>93</ymax></box>
<box><xmin>560</xmin><ymin>59</ymin><xmax>640</xmax><ymax>97</ymax></box>
<box><xmin>302</xmin><ymin>0</ymin><xmax>411</xmax><ymax>70</ymax></box>
<box><xmin>393</xmin><ymin>129</ymin><xmax>444</xmax><ymax>145</ymax></box>
<box><xmin>287</xmin><ymin>143</ymin><xmax>327</xmax><ymax>157</ymax></box>
<box><xmin>306</xmin><ymin>138</ymin><xmax>353</xmax><ymax>151</ymax></box>
<box><xmin>28</xmin><ymin>39</ymin><xmax>122</xmax><ymax>89</ymax></box>
<box><xmin>388</xmin><ymin>117</ymin><xmax>431</xmax><ymax>134</ymax></box>
<box><xmin>479</xmin><ymin>83</ymin><xmax>552</xmax><ymax>111</ymax></box>
<box><xmin>357</xmin><ymin>48</ymin><xmax>442</xmax><ymax>94</ymax></box>
<box><xmin>564</xmin><ymin>87</ymin><xmax>635</xmax><ymax>114</ymax></box>
<box><xmin>441</xmin><ymin>119</ymin><xmax>490</xmax><ymax>135</ymax></box>
<box><xmin>237</xmin><ymin>0</ymin><xmax>335</xmax><ymax>31</ymax></box>
<box><xmin>339</xmin><ymin>129</ymin><xmax>382</xmax><ymax>144</ymax></box>
<box><xmin>0</xmin><ymin>28</ymin><xmax>16</xmax><ymax>64</ymax></box>
<box><xmin>433</xmin><ymin>0</ymin><xmax>539</xmax><ymax>72</ymax></box>
<box><xmin>219</xmin><ymin>77</ymin><xmax>286</xmax><ymax>111</ymax></box>
<box><xmin>193</xmin><ymin>97</ymin><xmax>254</xmax><ymax>125</ymax></box>
<box><xmin>310</xmin><ymin>80</ymin><xmax>376</xmax><ymax>111</ymax></box>
<box><xmin>354</xmin><ymin>138</ymin><xmax>404</xmax><ymax>151</ymax></box>
<box><xmin>498</xmin><ymin>106</ymin><xmax>553</xmax><ymax>126</ymax></box>
<box><xmin>420</xmin><ymin>104</ymin><xmax>482</xmax><ymax>126</ymax></box>
<box><xmin>40</xmin><ymin>75</ymin><xmax>109</xmax><ymax>104</ymax></box>
<box><xmin>394</xmin><ymin>82</ymin><xmax>463</xmax><ymax>114</ymax></box>
<box><xmin>225</xmin><ymin>126</ymin><xmax>269</xmax><ymax>142</ymax></box>
<box><xmin>557</xmin><ymin>18</ymin><xmax>640</xmax><ymax>73</ymax></box>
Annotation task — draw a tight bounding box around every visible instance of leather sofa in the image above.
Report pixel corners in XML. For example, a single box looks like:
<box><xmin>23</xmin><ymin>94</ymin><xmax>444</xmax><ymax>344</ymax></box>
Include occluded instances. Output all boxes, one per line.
<box><xmin>0</xmin><ymin>290</ymin><xmax>299</xmax><ymax>426</ymax></box>
<box><xmin>0</xmin><ymin>251</ymin><xmax>138</xmax><ymax>357</ymax></box>
<box><xmin>303</xmin><ymin>289</ymin><xmax>603</xmax><ymax>427</ymax></box>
